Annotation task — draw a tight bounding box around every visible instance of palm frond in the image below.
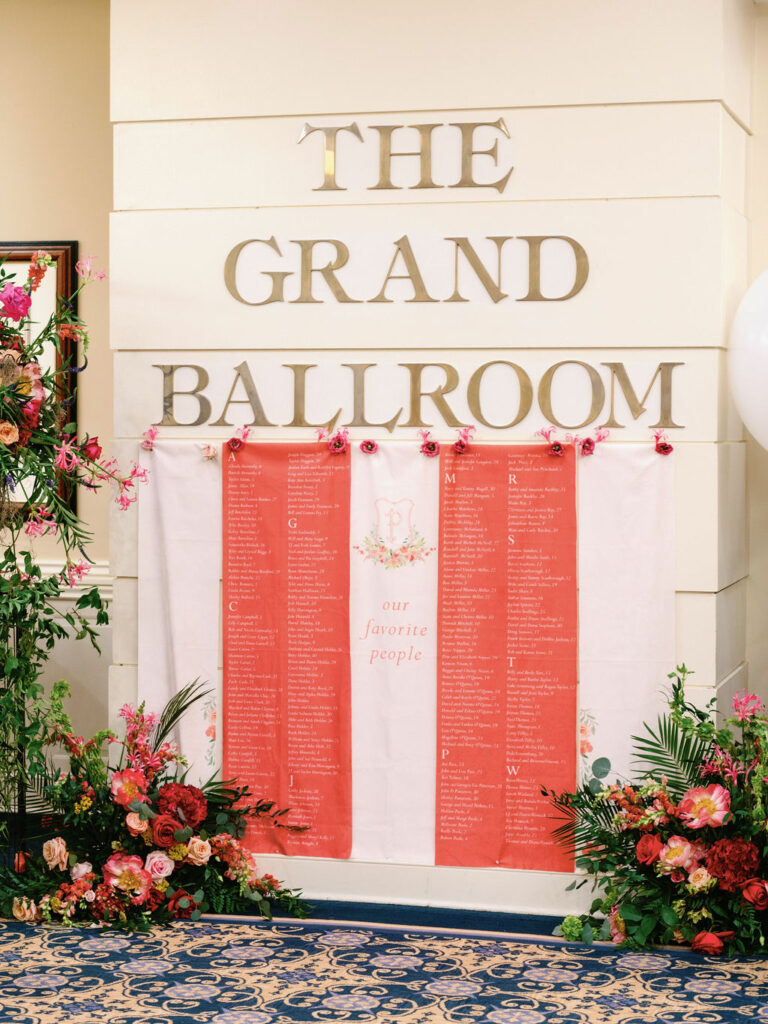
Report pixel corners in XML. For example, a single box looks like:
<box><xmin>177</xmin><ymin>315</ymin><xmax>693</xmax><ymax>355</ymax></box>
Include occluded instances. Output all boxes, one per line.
<box><xmin>631</xmin><ymin>713</ymin><xmax>712</xmax><ymax>799</ymax></box>
<box><xmin>543</xmin><ymin>784</ymin><xmax>616</xmax><ymax>855</ymax></box>
<box><xmin>152</xmin><ymin>679</ymin><xmax>212</xmax><ymax>748</ymax></box>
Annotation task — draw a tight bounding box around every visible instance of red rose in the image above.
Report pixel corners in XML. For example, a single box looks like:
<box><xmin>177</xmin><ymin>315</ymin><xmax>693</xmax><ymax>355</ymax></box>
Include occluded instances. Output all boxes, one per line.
<box><xmin>691</xmin><ymin>931</ymin><xmax>725</xmax><ymax>955</ymax></box>
<box><xmin>636</xmin><ymin>833</ymin><xmax>663</xmax><ymax>865</ymax></box>
<box><xmin>548</xmin><ymin>442</ymin><xmax>565</xmax><ymax>456</ymax></box>
<box><xmin>656</xmin><ymin>441</ymin><xmax>674</xmax><ymax>455</ymax></box>
<box><xmin>146</xmin><ymin>888</ymin><xmax>165</xmax><ymax>912</ymax></box>
<box><xmin>741</xmin><ymin>878</ymin><xmax>768</xmax><ymax>910</ymax></box>
<box><xmin>152</xmin><ymin>814</ymin><xmax>183</xmax><ymax>849</ymax></box>
<box><xmin>227</xmin><ymin>437</ymin><xmax>243</xmax><ymax>451</ymax></box>
<box><xmin>580</xmin><ymin>438</ymin><xmax>595</xmax><ymax>456</ymax></box>
<box><xmin>167</xmin><ymin>888</ymin><xmax>200</xmax><ymax>919</ymax></box>
<box><xmin>81</xmin><ymin>436</ymin><xmax>102</xmax><ymax>461</ymax></box>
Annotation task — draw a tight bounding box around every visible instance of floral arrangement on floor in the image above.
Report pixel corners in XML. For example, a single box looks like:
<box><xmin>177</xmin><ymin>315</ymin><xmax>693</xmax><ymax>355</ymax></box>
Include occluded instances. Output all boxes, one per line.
<box><xmin>547</xmin><ymin>667</ymin><xmax>768</xmax><ymax>955</ymax></box>
<box><xmin>0</xmin><ymin>252</ymin><xmax>145</xmax><ymax>816</ymax></box>
<box><xmin>0</xmin><ymin>682</ymin><xmax>309</xmax><ymax>931</ymax></box>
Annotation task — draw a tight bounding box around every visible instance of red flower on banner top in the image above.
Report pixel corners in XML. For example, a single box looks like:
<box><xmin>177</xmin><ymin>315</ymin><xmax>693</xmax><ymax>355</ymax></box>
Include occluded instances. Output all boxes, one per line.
<box><xmin>567</xmin><ymin>426</ymin><xmax>609</xmax><ymax>457</ymax></box>
<box><xmin>653</xmin><ymin>429</ymin><xmax>674</xmax><ymax>455</ymax></box>
<box><xmin>418</xmin><ymin>429</ymin><xmax>440</xmax><ymax>457</ymax></box>
<box><xmin>453</xmin><ymin>425</ymin><xmax>475</xmax><ymax>454</ymax></box>
<box><xmin>359</xmin><ymin>439</ymin><xmax>378</xmax><ymax>454</ymax></box>
<box><xmin>226</xmin><ymin>425</ymin><xmax>252</xmax><ymax>452</ymax></box>
<box><xmin>317</xmin><ymin>426</ymin><xmax>349</xmax><ymax>453</ymax></box>
<box><xmin>535</xmin><ymin>425</ymin><xmax>567</xmax><ymax>456</ymax></box>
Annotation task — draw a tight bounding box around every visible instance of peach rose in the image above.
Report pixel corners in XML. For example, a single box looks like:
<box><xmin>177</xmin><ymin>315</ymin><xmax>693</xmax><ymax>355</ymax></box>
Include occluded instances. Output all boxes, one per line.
<box><xmin>126</xmin><ymin>811</ymin><xmax>149</xmax><ymax>836</ymax></box>
<box><xmin>0</xmin><ymin>421</ymin><xmax>19</xmax><ymax>446</ymax></box>
<box><xmin>12</xmin><ymin>897</ymin><xmax>38</xmax><ymax>922</ymax></box>
<box><xmin>688</xmin><ymin>866</ymin><xmax>714</xmax><ymax>890</ymax></box>
<box><xmin>186</xmin><ymin>836</ymin><xmax>211</xmax><ymax>866</ymax></box>
<box><xmin>43</xmin><ymin>837</ymin><xmax>68</xmax><ymax>872</ymax></box>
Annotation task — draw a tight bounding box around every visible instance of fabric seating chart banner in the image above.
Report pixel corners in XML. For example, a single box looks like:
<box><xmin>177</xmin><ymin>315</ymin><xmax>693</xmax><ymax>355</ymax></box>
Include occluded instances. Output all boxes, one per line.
<box><xmin>138</xmin><ymin>441</ymin><xmax>674</xmax><ymax>874</ymax></box>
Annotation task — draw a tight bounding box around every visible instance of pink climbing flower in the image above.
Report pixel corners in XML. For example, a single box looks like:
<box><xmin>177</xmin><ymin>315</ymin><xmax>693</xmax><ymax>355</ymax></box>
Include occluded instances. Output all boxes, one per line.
<box><xmin>75</xmin><ymin>256</ymin><xmax>106</xmax><ymax>282</ymax></box>
<box><xmin>732</xmin><ymin>691</ymin><xmax>763</xmax><ymax>722</ymax></box>
<box><xmin>53</xmin><ymin>439</ymin><xmax>80</xmax><ymax>472</ymax></box>
<box><xmin>24</xmin><ymin>506</ymin><xmax>57</xmax><ymax>537</ymax></box>
<box><xmin>62</xmin><ymin>561</ymin><xmax>90</xmax><ymax>588</ymax></box>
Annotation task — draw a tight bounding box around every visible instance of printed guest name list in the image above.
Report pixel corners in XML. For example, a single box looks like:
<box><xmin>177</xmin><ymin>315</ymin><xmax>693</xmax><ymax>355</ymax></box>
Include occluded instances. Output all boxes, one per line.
<box><xmin>222</xmin><ymin>443</ymin><xmax>352</xmax><ymax>858</ymax></box>
<box><xmin>436</xmin><ymin>445</ymin><xmax>577</xmax><ymax>871</ymax></box>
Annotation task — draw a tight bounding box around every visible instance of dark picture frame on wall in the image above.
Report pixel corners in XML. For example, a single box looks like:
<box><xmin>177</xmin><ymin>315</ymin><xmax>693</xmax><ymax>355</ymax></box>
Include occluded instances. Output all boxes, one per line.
<box><xmin>0</xmin><ymin>240</ymin><xmax>79</xmax><ymax>513</ymax></box>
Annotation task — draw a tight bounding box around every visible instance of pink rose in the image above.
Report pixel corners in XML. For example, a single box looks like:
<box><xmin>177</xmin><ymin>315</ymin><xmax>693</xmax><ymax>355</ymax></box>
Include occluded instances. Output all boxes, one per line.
<box><xmin>186</xmin><ymin>836</ymin><xmax>212</xmax><ymax>866</ymax></box>
<box><xmin>70</xmin><ymin>861</ymin><xmax>92</xmax><ymax>881</ymax></box>
<box><xmin>125</xmin><ymin>811</ymin><xmax>149</xmax><ymax>836</ymax></box>
<box><xmin>144</xmin><ymin>850</ymin><xmax>175</xmax><ymax>879</ymax></box>
<box><xmin>0</xmin><ymin>283</ymin><xmax>32</xmax><ymax>321</ymax></box>
<box><xmin>43</xmin><ymin>837</ymin><xmax>68</xmax><ymax>872</ymax></box>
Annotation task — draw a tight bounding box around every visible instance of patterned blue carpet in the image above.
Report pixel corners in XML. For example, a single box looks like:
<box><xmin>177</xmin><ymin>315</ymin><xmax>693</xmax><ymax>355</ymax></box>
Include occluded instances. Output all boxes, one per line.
<box><xmin>0</xmin><ymin>916</ymin><xmax>765</xmax><ymax>1023</ymax></box>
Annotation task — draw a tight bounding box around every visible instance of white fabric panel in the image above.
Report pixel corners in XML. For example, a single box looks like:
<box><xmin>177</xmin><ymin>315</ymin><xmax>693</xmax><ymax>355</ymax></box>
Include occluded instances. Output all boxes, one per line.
<box><xmin>577</xmin><ymin>446</ymin><xmax>675</xmax><ymax>781</ymax></box>
<box><xmin>137</xmin><ymin>442</ymin><xmax>222</xmax><ymax>782</ymax></box>
<box><xmin>349</xmin><ymin>444</ymin><xmax>440</xmax><ymax>863</ymax></box>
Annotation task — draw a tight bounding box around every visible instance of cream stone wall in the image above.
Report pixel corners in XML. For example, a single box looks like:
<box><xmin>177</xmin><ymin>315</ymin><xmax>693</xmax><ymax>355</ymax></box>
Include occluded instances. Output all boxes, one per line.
<box><xmin>746</xmin><ymin>6</ymin><xmax>768</xmax><ymax>691</ymax></box>
<box><xmin>108</xmin><ymin>0</ymin><xmax>756</xmax><ymax>912</ymax></box>
<box><xmin>3</xmin><ymin>0</ymin><xmax>112</xmax><ymax>738</ymax></box>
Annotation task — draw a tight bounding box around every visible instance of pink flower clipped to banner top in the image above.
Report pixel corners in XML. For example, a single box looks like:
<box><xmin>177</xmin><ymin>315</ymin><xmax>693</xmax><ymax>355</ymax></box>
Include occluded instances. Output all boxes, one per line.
<box><xmin>653</xmin><ymin>429</ymin><xmax>674</xmax><ymax>455</ymax></box>
<box><xmin>0</xmin><ymin>282</ymin><xmax>32</xmax><ymax>322</ymax></box>
<box><xmin>453</xmin><ymin>425</ymin><xmax>475</xmax><ymax>454</ymax></box>
<box><xmin>419</xmin><ymin>429</ymin><xmax>440</xmax><ymax>457</ymax></box>
<box><xmin>359</xmin><ymin>440</ymin><xmax>378</xmax><ymax>454</ymax></box>
<box><xmin>140</xmin><ymin>425</ymin><xmax>158</xmax><ymax>452</ymax></box>
<box><xmin>678</xmin><ymin>784</ymin><xmax>732</xmax><ymax>830</ymax></box>
<box><xmin>732</xmin><ymin>690</ymin><xmax>763</xmax><ymax>721</ymax></box>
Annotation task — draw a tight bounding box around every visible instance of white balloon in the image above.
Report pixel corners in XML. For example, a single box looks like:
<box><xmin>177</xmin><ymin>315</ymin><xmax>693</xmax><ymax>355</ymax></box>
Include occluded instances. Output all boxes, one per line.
<box><xmin>730</xmin><ymin>268</ymin><xmax>768</xmax><ymax>450</ymax></box>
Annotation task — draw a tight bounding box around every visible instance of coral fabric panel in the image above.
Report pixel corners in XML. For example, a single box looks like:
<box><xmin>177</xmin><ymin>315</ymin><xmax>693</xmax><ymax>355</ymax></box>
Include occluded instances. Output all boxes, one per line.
<box><xmin>222</xmin><ymin>443</ymin><xmax>352</xmax><ymax>858</ymax></box>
